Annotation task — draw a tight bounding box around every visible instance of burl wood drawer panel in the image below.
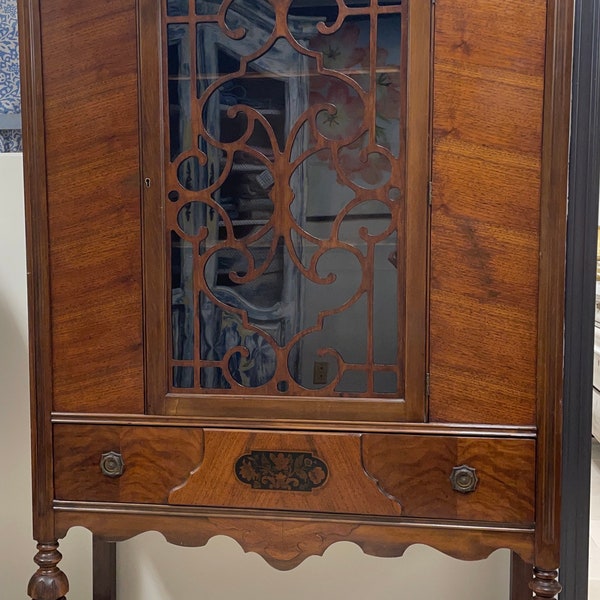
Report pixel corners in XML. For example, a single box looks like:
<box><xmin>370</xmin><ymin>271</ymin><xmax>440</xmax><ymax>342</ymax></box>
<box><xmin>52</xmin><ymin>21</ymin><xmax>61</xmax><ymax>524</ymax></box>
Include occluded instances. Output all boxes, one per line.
<box><xmin>53</xmin><ymin>426</ymin><xmax>402</xmax><ymax>516</ymax></box>
<box><xmin>54</xmin><ymin>427</ymin><xmax>534</xmax><ymax>524</ymax></box>
<box><xmin>362</xmin><ymin>435</ymin><xmax>535</xmax><ymax>524</ymax></box>
<box><xmin>53</xmin><ymin>425</ymin><xmax>204</xmax><ymax>503</ymax></box>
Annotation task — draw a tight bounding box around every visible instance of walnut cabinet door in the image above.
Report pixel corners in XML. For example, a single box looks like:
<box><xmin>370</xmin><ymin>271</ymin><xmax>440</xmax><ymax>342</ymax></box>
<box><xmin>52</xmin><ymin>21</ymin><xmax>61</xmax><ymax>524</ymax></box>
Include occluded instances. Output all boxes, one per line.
<box><xmin>140</xmin><ymin>0</ymin><xmax>431</xmax><ymax>424</ymax></box>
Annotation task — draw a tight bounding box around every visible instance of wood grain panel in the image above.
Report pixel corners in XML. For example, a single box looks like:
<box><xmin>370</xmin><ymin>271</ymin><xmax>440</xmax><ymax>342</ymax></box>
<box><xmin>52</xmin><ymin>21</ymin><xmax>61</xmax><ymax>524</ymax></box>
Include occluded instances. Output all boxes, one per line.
<box><xmin>40</xmin><ymin>0</ymin><xmax>144</xmax><ymax>413</ymax></box>
<box><xmin>54</xmin><ymin>425</ymin><xmax>204</xmax><ymax>503</ymax></box>
<box><xmin>432</xmin><ymin>0</ymin><xmax>546</xmax><ymax>76</ymax></box>
<box><xmin>362</xmin><ymin>435</ymin><xmax>535</xmax><ymax>524</ymax></box>
<box><xmin>429</xmin><ymin>0</ymin><xmax>546</xmax><ymax>425</ymax></box>
<box><xmin>168</xmin><ymin>430</ymin><xmax>402</xmax><ymax>516</ymax></box>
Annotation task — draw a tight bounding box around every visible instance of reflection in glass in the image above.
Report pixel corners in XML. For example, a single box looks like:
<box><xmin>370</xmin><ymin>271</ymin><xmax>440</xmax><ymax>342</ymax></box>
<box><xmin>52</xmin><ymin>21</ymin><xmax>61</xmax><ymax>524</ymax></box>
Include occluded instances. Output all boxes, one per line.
<box><xmin>173</xmin><ymin>367</ymin><xmax>194</xmax><ymax>387</ymax></box>
<box><xmin>167</xmin><ymin>0</ymin><xmax>188</xmax><ymax>16</ymax></box>
<box><xmin>165</xmin><ymin>0</ymin><xmax>405</xmax><ymax>396</ymax></box>
<box><xmin>168</xmin><ymin>24</ymin><xmax>192</xmax><ymax>160</ymax></box>
<box><xmin>171</xmin><ymin>232</ymin><xmax>195</xmax><ymax>388</ymax></box>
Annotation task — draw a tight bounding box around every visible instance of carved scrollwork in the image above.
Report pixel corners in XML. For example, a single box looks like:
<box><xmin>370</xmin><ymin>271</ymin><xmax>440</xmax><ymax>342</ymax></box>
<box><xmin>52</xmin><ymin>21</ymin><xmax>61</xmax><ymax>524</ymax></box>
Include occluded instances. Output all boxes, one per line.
<box><xmin>166</xmin><ymin>0</ymin><xmax>406</xmax><ymax>396</ymax></box>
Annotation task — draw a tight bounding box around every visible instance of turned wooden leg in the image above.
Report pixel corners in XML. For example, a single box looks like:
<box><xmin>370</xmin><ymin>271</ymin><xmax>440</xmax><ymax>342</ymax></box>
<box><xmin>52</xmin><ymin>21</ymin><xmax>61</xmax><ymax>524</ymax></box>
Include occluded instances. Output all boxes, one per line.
<box><xmin>27</xmin><ymin>541</ymin><xmax>69</xmax><ymax>600</ymax></box>
<box><xmin>93</xmin><ymin>536</ymin><xmax>117</xmax><ymax>600</ymax></box>
<box><xmin>529</xmin><ymin>567</ymin><xmax>561</xmax><ymax>598</ymax></box>
<box><xmin>510</xmin><ymin>552</ymin><xmax>533</xmax><ymax>600</ymax></box>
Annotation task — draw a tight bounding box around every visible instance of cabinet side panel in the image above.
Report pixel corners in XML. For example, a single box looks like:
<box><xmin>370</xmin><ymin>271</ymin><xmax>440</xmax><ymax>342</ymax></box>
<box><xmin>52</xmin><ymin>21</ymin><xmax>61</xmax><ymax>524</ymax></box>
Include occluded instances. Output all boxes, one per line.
<box><xmin>429</xmin><ymin>0</ymin><xmax>546</xmax><ymax>424</ymax></box>
<box><xmin>40</xmin><ymin>0</ymin><xmax>144</xmax><ymax>413</ymax></box>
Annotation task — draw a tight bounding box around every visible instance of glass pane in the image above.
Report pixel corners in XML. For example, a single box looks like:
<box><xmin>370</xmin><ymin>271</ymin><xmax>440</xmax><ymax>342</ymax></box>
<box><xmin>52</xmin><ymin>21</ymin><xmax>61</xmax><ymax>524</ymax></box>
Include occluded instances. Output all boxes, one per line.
<box><xmin>167</xmin><ymin>24</ymin><xmax>192</xmax><ymax>160</ymax></box>
<box><xmin>165</xmin><ymin>0</ymin><xmax>405</xmax><ymax>396</ymax></box>
<box><xmin>167</xmin><ymin>0</ymin><xmax>188</xmax><ymax>16</ymax></box>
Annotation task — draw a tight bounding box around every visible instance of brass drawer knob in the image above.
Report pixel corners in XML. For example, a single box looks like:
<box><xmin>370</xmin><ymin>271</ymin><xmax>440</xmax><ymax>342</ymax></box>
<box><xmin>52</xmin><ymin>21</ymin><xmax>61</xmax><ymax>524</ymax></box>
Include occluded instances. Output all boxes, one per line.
<box><xmin>100</xmin><ymin>451</ymin><xmax>125</xmax><ymax>478</ymax></box>
<box><xmin>450</xmin><ymin>465</ymin><xmax>478</xmax><ymax>493</ymax></box>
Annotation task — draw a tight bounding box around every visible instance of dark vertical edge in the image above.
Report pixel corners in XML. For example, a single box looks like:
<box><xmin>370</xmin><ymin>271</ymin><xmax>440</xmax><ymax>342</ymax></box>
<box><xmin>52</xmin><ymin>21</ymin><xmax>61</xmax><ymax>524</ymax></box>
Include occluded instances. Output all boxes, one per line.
<box><xmin>535</xmin><ymin>0</ymin><xmax>575</xmax><ymax>570</ymax></box>
<box><xmin>92</xmin><ymin>537</ymin><xmax>117</xmax><ymax>600</ymax></box>
<box><xmin>139</xmin><ymin>0</ymin><xmax>167</xmax><ymax>414</ymax></box>
<box><xmin>559</xmin><ymin>0</ymin><xmax>600</xmax><ymax>596</ymax></box>
<box><xmin>404</xmin><ymin>0</ymin><xmax>432</xmax><ymax>421</ymax></box>
<box><xmin>510</xmin><ymin>552</ymin><xmax>533</xmax><ymax>600</ymax></box>
<box><xmin>17</xmin><ymin>0</ymin><xmax>55</xmax><ymax>542</ymax></box>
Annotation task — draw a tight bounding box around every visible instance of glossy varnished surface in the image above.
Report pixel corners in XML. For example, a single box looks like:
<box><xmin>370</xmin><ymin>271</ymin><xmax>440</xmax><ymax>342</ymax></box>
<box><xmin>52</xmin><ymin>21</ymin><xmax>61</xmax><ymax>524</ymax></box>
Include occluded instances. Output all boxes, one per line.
<box><xmin>40</xmin><ymin>0</ymin><xmax>144</xmax><ymax>414</ymax></box>
<box><xmin>429</xmin><ymin>0</ymin><xmax>547</xmax><ymax>425</ymax></box>
<box><xmin>53</xmin><ymin>425</ymin><xmax>204</xmax><ymax>503</ymax></box>
<box><xmin>362</xmin><ymin>435</ymin><xmax>535</xmax><ymax>524</ymax></box>
<box><xmin>18</xmin><ymin>0</ymin><xmax>574</xmax><ymax>595</ymax></box>
<box><xmin>54</xmin><ymin>508</ymin><xmax>535</xmax><ymax>571</ymax></box>
<box><xmin>54</xmin><ymin>424</ymin><xmax>534</xmax><ymax>524</ymax></box>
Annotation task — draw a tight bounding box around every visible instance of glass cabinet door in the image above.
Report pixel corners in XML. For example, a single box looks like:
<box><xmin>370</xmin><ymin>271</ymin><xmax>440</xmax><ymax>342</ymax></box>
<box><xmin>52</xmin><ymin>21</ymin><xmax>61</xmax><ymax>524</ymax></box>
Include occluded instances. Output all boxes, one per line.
<box><xmin>142</xmin><ymin>0</ymin><xmax>430</xmax><ymax>422</ymax></box>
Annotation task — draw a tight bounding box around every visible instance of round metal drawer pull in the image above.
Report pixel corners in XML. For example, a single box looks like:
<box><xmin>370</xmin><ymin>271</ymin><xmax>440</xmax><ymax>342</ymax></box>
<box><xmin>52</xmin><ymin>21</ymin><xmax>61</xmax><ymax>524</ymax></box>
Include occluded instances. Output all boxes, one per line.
<box><xmin>450</xmin><ymin>465</ymin><xmax>478</xmax><ymax>493</ymax></box>
<box><xmin>100</xmin><ymin>451</ymin><xmax>125</xmax><ymax>478</ymax></box>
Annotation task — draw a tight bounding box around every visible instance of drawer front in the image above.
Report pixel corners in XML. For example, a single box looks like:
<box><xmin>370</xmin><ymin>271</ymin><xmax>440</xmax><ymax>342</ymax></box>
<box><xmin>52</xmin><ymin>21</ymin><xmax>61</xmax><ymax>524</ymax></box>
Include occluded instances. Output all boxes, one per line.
<box><xmin>362</xmin><ymin>435</ymin><xmax>535</xmax><ymax>524</ymax></box>
<box><xmin>54</xmin><ymin>426</ymin><xmax>534</xmax><ymax>523</ymax></box>
<box><xmin>167</xmin><ymin>429</ymin><xmax>401</xmax><ymax>515</ymax></box>
<box><xmin>53</xmin><ymin>426</ymin><xmax>403</xmax><ymax>516</ymax></box>
<box><xmin>53</xmin><ymin>425</ymin><xmax>205</xmax><ymax>504</ymax></box>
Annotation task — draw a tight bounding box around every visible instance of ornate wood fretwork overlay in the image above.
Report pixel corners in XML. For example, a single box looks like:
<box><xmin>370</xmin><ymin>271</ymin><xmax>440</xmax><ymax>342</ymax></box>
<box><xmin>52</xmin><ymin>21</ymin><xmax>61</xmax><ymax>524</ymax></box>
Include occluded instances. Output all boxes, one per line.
<box><xmin>165</xmin><ymin>0</ymin><xmax>407</xmax><ymax>398</ymax></box>
<box><xmin>235</xmin><ymin>450</ymin><xmax>328</xmax><ymax>491</ymax></box>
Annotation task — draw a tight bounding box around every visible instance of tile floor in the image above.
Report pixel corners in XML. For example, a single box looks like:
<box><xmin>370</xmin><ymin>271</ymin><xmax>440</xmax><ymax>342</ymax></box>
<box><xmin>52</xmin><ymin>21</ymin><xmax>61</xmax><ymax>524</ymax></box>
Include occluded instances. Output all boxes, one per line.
<box><xmin>590</xmin><ymin>437</ymin><xmax>600</xmax><ymax>598</ymax></box>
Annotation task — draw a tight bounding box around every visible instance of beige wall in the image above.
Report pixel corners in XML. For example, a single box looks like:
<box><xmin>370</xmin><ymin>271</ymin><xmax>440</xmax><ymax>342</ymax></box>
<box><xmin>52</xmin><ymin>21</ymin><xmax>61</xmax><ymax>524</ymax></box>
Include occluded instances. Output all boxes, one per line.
<box><xmin>0</xmin><ymin>152</ymin><xmax>509</xmax><ymax>599</ymax></box>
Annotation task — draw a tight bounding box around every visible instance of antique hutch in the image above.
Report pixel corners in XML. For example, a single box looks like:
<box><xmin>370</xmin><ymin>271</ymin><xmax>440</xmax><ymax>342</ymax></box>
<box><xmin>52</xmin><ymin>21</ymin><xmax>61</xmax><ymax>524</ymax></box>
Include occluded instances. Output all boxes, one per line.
<box><xmin>19</xmin><ymin>0</ymin><xmax>573</xmax><ymax>597</ymax></box>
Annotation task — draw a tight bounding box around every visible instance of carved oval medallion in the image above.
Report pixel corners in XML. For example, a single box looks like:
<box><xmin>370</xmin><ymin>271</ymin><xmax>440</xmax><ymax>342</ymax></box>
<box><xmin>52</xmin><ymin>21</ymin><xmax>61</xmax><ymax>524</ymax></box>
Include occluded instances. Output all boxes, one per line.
<box><xmin>235</xmin><ymin>451</ymin><xmax>329</xmax><ymax>492</ymax></box>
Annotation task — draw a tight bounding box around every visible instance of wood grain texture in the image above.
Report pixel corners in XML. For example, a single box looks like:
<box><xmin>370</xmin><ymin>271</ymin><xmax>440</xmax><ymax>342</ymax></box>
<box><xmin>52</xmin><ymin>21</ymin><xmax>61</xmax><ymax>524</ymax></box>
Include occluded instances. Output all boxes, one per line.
<box><xmin>51</xmin><ymin>412</ymin><xmax>537</xmax><ymax>437</ymax></box>
<box><xmin>18</xmin><ymin>0</ymin><xmax>56</xmax><ymax>544</ymax></box>
<box><xmin>54</xmin><ymin>509</ymin><xmax>535</xmax><ymax>570</ymax></box>
<box><xmin>20</xmin><ymin>0</ymin><xmax>570</xmax><ymax>593</ymax></box>
<box><xmin>362</xmin><ymin>435</ymin><xmax>535</xmax><ymax>524</ymax></box>
<box><xmin>39</xmin><ymin>0</ymin><xmax>144</xmax><ymax>413</ymax></box>
<box><xmin>53</xmin><ymin>426</ymin><xmax>204</xmax><ymax>503</ymax></box>
<box><xmin>534</xmin><ymin>0</ymin><xmax>574</xmax><ymax>572</ymax></box>
<box><xmin>169</xmin><ymin>430</ymin><xmax>402</xmax><ymax>516</ymax></box>
<box><xmin>429</xmin><ymin>0</ymin><xmax>546</xmax><ymax>425</ymax></box>
<box><xmin>139</xmin><ymin>0</ymin><xmax>168</xmax><ymax>415</ymax></box>
<box><xmin>403</xmin><ymin>0</ymin><xmax>431</xmax><ymax>422</ymax></box>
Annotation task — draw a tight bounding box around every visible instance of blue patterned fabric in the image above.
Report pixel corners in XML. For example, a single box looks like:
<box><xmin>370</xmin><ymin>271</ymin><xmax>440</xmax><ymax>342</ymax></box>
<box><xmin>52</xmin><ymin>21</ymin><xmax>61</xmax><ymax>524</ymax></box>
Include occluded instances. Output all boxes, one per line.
<box><xmin>0</xmin><ymin>0</ymin><xmax>22</xmax><ymax>152</ymax></box>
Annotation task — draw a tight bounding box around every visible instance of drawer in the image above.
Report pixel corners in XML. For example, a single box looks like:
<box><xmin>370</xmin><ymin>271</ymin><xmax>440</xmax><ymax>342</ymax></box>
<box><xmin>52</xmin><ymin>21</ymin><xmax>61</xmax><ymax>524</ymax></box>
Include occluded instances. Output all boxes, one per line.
<box><xmin>362</xmin><ymin>435</ymin><xmax>535</xmax><ymax>524</ymax></box>
<box><xmin>54</xmin><ymin>426</ymin><xmax>403</xmax><ymax>516</ymax></box>
<box><xmin>53</xmin><ymin>425</ymin><xmax>205</xmax><ymax>504</ymax></box>
<box><xmin>54</xmin><ymin>426</ymin><xmax>534</xmax><ymax>523</ymax></box>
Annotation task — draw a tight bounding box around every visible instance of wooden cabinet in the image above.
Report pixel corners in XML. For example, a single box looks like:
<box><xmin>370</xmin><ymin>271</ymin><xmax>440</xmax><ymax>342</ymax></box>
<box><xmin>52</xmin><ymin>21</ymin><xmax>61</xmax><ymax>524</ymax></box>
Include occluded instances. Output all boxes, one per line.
<box><xmin>19</xmin><ymin>0</ymin><xmax>573</xmax><ymax>597</ymax></box>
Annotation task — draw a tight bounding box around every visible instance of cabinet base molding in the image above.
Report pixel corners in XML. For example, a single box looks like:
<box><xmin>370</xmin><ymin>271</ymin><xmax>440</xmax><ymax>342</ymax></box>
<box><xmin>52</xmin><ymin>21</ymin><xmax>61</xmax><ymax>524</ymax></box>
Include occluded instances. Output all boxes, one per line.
<box><xmin>27</xmin><ymin>542</ymin><xmax>69</xmax><ymax>600</ymax></box>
